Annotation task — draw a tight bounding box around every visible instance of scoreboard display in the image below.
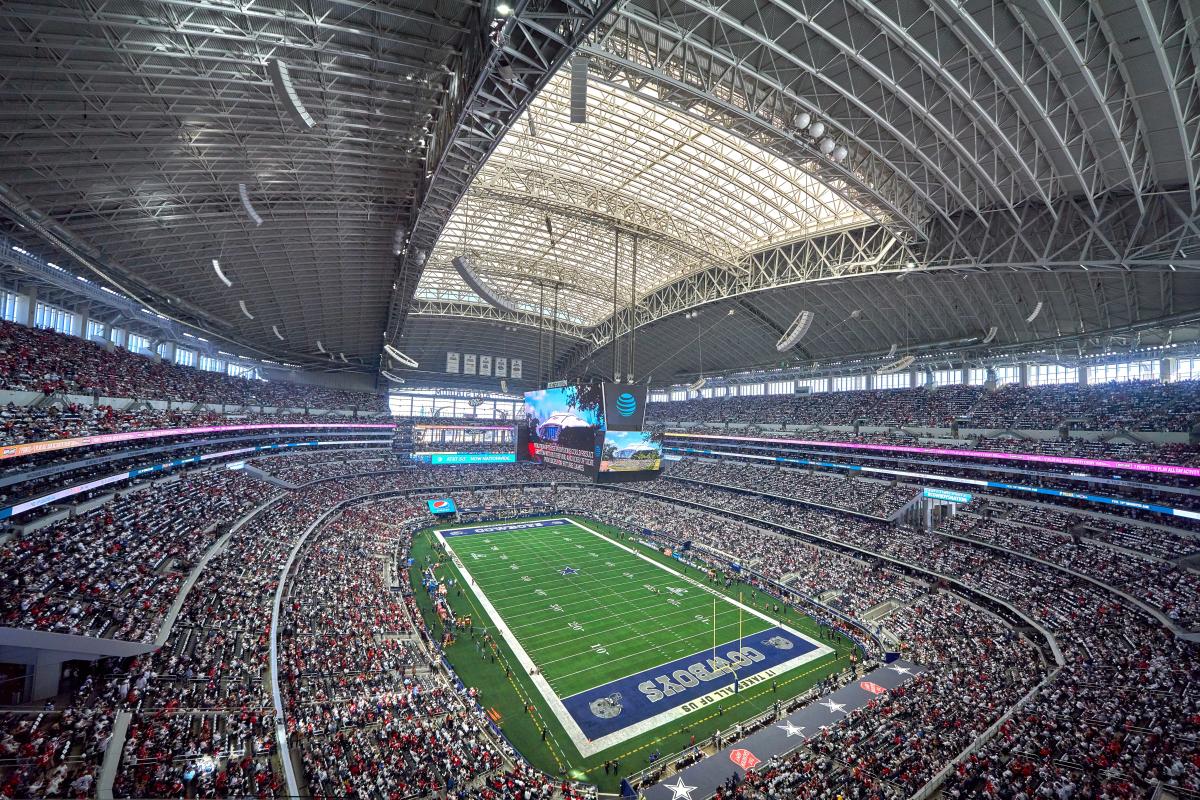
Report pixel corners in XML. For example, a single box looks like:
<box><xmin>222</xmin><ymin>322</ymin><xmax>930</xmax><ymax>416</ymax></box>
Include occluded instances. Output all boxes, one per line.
<box><xmin>410</xmin><ymin>423</ymin><xmax>516</xmax><ymax>464</ymax></box>
<box><xmin>518</xmin><ymin>383</ymin><xmax>660</xmax><ymax>481</ymax></box>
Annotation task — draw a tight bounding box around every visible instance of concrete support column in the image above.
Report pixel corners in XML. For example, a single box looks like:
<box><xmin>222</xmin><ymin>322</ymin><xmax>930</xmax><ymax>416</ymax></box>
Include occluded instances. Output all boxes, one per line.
<box><xmin>26</xmin><ymin>660</ymin><xmax>60</xmax><ymax>702</ymax></box>
<box><xmin>22</xmin><ymin>285</ymin><xmax>37</xmax><ymax>327</ymax></box>
<box><xmin>1079</xmin><ymin>366</ymin><xmax>1089</xmax><ymax>385</ymax></box>
<box><xmin>1161</xmin><ymin>357</ymin><xmax>1176</xmax><ymax>382</ymax></box>
<box><xmin>1019</xmin><ymin>363</ymin><xmax>1030</xmax><ymax>387</ymax></box>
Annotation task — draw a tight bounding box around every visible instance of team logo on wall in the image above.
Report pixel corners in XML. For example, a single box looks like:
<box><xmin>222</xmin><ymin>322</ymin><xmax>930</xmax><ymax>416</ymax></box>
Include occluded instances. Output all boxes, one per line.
<box><xmin>764</xmin><ymin>635</ymin><xmax>794</xmax><ymax>651</ymax></box>
<box><xmin>589</xmin><ymin>693</ymin><xmax>624</xmax><ymax>719</ymax></box>
<box><xmin>729</xmin><ymin>748</ymin><xmax>760</xmax><ymax>771</ymax></box>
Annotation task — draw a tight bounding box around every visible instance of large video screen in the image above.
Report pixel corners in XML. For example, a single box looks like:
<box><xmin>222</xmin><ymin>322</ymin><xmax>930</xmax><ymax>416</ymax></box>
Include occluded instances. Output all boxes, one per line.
<box><xmin>521</xmin><ymin>385</ymin><xmax>604</xmax><ymax>475</ymax></box>
<box><xmin>411</xmin><ymin>423</ymin><xmax>515</xmax><ymax>464</ymax></box>
<box><xmin>598</xmin><ymin>429</ymin><xmax>662</xmax><ymax>473</ymax></box>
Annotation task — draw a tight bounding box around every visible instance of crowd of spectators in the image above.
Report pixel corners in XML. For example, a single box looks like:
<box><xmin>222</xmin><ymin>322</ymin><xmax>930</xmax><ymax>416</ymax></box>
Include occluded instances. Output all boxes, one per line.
<box><xmin>0</xmin><ymin>402</ymin><xmax>389</xmax><ymax>452</ymax></box>
<box><xmin>3</xmin><ymin>451</ymin><xmax>1197</xmax><ymax>798</ymax></box>
<box><xmin>668</xmin><ymin>425</ymin><xmax>1200</xmax><ymax>470</ymax></box>
<box><xmin>0</xmin><ymin>320</ymin><xmax>387</xmax><ymax>410</ymax></box>
<box><xmin>627</xmin><ymin>478</ymin><xmax>1199</xmax><ymax>798</ymax></box>
<box><xmin>250</xmin><ymin>451</ymin><xmax>401</xmax><ymax>484</ymax></box>
<box><xmin>738</xmin><ymin>592</ymin><xmax>1041</xmax><ymax>800</ymax></box>
<box><xmin>650</xmin><ymin>385</ymin><xmax>982</xmax><ymax>428</ymax></box>
<box><xmin>0</xmin><ymin>674</ymin><xmax>113</xmax><ymax>800</ymax></box>
<box><xmin>663</xmin><ymin>443</ymin><xmax>1199</xmax><ymax>528</ymax></box>
<box><xmin>282</xmin><ymin>502</ymin><xmax>516</xmax><ymax>799</ymax></box>
<box><xmin>649</xmin><ymin>379</ymin><xmax>1200</xmax><ymax>432</ymax></box>
<box><xmin>664</xmin><ymin>458</ymin><xmax>916</xmax><ymax>517</ymax></box>
<box><xmin>943</xmin><ymin>509</ymin><xmax>1200</xmax><ymax>628</ymax></box>
<box><xmin>0</xmin><ymin>470</ymin><xmax>276</xmax><ymax>641</ymax></box>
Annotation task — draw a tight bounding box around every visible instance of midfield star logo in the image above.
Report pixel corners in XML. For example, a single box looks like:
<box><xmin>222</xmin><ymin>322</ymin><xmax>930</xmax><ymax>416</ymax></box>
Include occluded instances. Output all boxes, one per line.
<box><xmin>729</xmin><ymin>748</ymin><xmax>760</xmax><ymax>771</ymax></box>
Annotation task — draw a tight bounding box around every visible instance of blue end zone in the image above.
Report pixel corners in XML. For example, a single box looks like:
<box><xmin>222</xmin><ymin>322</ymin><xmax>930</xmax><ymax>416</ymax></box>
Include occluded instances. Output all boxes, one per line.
<box><xmin>561</xmin><ymin>625</ymin><xmax>818</xmax><ymax>740</ymax></box>
<box><xmin>441</xmin><ymin>518</ymin><xmax>574</xmax><ymax>538</ymax></box>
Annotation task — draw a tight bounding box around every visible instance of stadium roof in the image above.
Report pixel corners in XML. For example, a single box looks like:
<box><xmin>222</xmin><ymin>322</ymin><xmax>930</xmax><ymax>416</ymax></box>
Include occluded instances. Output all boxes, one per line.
<box><xmin>413</xmin><ymin>69</ymin><xmax>878</xmax><ymax>327</ymax></box>
<box><xmin>1</xmin><ymin>0</ymin><xmax>1197</xmax><ymax>386</ymax></box>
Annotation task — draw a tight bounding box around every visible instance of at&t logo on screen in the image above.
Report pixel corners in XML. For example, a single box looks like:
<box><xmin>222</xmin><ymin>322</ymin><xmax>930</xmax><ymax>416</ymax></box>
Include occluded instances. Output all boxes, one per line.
<box><xmin>615</xmin><ymin>392</ymin><xmax>638</xmax><ymax>417</ymax></box>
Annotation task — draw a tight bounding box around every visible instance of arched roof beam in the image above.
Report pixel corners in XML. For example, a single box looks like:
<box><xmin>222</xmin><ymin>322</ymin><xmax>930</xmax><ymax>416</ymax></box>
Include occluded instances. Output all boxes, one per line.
<box><xmin>747</xmin><ymin>0</ymin><xmax>1021</xmax><ymax>222</ymax></box>
<box><xmin>844</xmin><ymin>0</ymin><xmax>1059</xmax><ymax>219</ymax></box>
<box><xmin>1131</xmin><ymin>0</ymin><xmax>1199</xmax><ymax>212</ymax></box>
<box><xmin>1018</xmin><ymin>0</ymin><xmax>1151</xmax><ymax>211</ymax></box>
<box><xmin>581</xmin><ymin>44</ymin><xmax>925</xmax><ymax>236</ymax></box>
<box><xmin>604</xmin><ymin>5</ymin><xmax>980</xmax><ymax>228</ymax></box>
<box><xmin>929</xmin><ymin>0</ymin><xmax>1105</xmax><ymax>217</ymax></box>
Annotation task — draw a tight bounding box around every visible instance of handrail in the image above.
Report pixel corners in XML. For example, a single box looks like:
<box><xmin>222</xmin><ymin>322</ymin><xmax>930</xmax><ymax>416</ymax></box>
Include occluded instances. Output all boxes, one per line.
<box><xmin>910</xmin><ymin>667</ymin><xmax>1062</xmax><ymax>800</ymax></box>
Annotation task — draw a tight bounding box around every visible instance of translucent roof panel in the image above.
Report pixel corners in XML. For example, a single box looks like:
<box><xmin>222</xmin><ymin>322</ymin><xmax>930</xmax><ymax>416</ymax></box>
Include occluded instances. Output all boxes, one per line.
<box><xmin>415</xmin><ymin>69</ymin><xmax>876</xmax><ymax>325</ymax></box>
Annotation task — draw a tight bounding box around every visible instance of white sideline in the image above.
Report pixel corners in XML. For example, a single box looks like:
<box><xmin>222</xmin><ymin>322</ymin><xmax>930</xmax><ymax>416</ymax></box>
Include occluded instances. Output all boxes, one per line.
<box><xmin>434</xmin><ymin>517</ymin><xmax>833</xmax><ymax>757</ymax></box>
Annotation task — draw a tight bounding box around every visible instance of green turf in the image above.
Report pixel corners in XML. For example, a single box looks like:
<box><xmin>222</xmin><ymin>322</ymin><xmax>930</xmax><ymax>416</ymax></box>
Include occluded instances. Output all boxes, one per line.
<box><xmin>408</xmin><ymin>515</ymin><xmax>856</xmax><ymax>791</ymax></box>
<box><xmin>441</xmin><ymin>520</ymin><xmax>775</xmax><ymax>697</ymax></box>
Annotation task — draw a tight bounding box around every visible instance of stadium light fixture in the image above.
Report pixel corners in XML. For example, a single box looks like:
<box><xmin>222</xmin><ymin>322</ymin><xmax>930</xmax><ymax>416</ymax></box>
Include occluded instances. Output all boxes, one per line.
<box><xmin>238</xmin><ymin>300</ymin><xmax>254</xmax><ymax>320</ymax></box>
<box><xmin>269</xmin><ymin>58</ymin><xmax>316</xmax><ymax>129</ymax></box>
<box><xmin>272</xmin><ymin>325</ymin><xmax>285</xmax><ymax>341</ymax></box>
<box><xmin>819</xmin><ymin>137</ymin><xmax>836</xmax><ymax>155</ymax></box>
<box><xmin>1025</xmin><ymin>301</ymin><xmax>1044</xmax><ymax>323</ymax></box>
<box><xmin>316</xmin><ymin>340</ymin><xmax>327</xmax><ymax>353</ymax></box>
<box><xmin>808</xmin><ymin>121</ymin><xmax>826</xmax><ymax>138</ymax></box>
<box><xmin>212</xmin><ymin>258</ymin><xmax>232</xmax><ymax>287</ymax></box>
<box><xmin>981</xmin><ymin>326</ymin><xmax>998</xmax><ymax>344</ymax></box>
<box><xmin>832</xmin><ymin>145</ymin><xmax>849</xmax><ymax>162</ymax></box>
<box><xmin>381</xmin><ymin>369</ymin><xmax>406</xmax><ymax>384</ymax></box>
<box><xmin>793</xmin><ymin>111</ymin><xmax>811</xmax><ymax>129</ymax></box>
<box><xmin>238</xmin><ymin>184</ymin><xmax>263</xmax><ymax>226</ymax></box>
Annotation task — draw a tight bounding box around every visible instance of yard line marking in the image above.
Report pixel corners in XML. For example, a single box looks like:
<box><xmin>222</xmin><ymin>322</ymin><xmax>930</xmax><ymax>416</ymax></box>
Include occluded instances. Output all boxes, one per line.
<box><xmin>434</xmin><ymin>517</ymin><xmax>833</xmax><ymax>757</ymax></box>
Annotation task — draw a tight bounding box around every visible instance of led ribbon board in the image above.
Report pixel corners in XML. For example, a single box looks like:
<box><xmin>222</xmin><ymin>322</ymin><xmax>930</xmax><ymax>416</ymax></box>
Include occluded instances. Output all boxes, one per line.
<box><xmin>0</xmin><ymin>423</ymin><xmax>395</xmax><ymax>462</ymax></box>
<box><xmin>666</xmin><ymin>446</ymin><xmax>1200</xmax><ymax>522</ymax></box>
<box><xmin>0</xmin><ymin>439</ymin><xmax>388</xmax><ymax>521</ymax></box>
<box><xmin>663</xmin><ymin>432</ymin><xmax>1200</xmax><ymax>479</ymax></box>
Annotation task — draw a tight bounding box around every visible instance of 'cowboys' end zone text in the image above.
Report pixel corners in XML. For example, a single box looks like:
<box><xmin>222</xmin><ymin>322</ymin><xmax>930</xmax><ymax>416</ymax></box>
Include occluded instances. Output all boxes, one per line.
<box><xmin>561</xmin><ymin>625</ymin><xmax>831</xmax><ymax>741</ymax></box>
<box><xmin>639</xmin><ymin>644</ymin><xmax>766</xmax><ymax>703</ymax></box>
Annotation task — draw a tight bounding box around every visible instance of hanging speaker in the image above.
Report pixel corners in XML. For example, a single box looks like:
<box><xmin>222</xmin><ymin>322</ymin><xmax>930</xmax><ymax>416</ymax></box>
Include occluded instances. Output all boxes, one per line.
<box><xmin>776</xmin><ymin>310</ymin><xmax>814</xmax><ymax>352</ymax></box>
<box><xmin>569</xmin><ymin>56</ymin><xmax>588</xmax><ymax>123</ymax></box>
<box><xmin>452</xmin><ymin>255</ymin><xmax>519</xmax><ymax>314</ymax></box>
<box><xmin>384</xmin><ymin>343</ymin><xmax>419</xmax><ymax>369</ymax></box>
<box><xmin>876</xmin><ymin>355</ymin><xmax>915</xmax><ymax>374</ymax></box>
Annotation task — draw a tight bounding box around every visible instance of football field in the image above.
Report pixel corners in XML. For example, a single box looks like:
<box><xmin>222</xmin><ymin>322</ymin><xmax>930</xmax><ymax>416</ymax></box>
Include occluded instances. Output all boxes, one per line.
<box><xmin>432</xmin><ymin>517</ymin><xmax>835</xmax><ymax>757</ymax></box>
